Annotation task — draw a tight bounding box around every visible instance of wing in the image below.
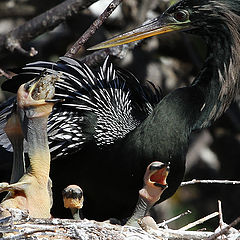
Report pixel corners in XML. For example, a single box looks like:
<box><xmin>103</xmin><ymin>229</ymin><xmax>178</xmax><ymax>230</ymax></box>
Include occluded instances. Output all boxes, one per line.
<box><xmin>0</xmin><ymin>57</ymin><xmax>162</xmax><ymax>159</ymax></box>
<box><xmin>0</xmin><ymin>97</ymin><xmax>16</xmax><ymax>152</ymax></box>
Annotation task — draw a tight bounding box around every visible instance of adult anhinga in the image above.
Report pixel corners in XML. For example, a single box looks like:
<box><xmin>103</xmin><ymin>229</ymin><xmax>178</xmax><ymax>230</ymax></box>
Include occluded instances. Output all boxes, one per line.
<box><xmin>0</xmin><ymin>0</ymin><xmax>239</xmax><ymax>221</ymax></box>
<box><xmin>0</xmin><ymin>57</ymin><xmax>162</xmax><ymax>221</ymax></box>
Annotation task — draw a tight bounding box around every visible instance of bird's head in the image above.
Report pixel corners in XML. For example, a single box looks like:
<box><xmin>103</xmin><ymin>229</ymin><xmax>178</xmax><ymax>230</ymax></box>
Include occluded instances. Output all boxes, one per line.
<box><xmin>139</xmin><ymin>161</ymin><xmax>170</xmax><ymax>206</ymax></box>
<box><xmin>89</xmin><ymin>0</ymin><xmax>240</xmax><ymax>50</ymax></box>
<box><xmin>17</xmin><ymin>72</ymin><xmax>61</xmax><ymax>120</ymax></box>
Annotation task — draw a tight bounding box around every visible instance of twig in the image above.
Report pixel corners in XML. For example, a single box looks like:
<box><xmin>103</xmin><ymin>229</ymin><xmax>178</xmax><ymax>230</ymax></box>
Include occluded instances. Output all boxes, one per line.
<box><xmin>152</xmin><ymin>228</ymin><xmax>214</xmax><ymax>239</ymax></box>
<box><xmin>179</xmin><ymin>212</ymin><xmax>219</xmax><ymax>231</ymax></box>
<box><xmin>218</xmin><ymin>200</ymin><xmax>225</xmax><ymax>240</ymax></box>
<box><xmin>0</xmin><ymin>0</ymin><xmax>99</xmax><ymax>58</ymax></box>
<box><xmin>158</xmin><ymin>210</ymin><xmax>192</xmax><ymax>227</ymax></box>
<box><xmin>181</xmin><ymin>179</ymin><xmax>240</xmax><ymax>186</ymax></box>
<box><xmin>65</xmin><ymin>0</ymin><xmax>123</xmax><ymax>57</ymax></box>
<box><xmin>207</xmin><ymin>216</ymin><xmax>240</xmax><ymax>240</ymax></box>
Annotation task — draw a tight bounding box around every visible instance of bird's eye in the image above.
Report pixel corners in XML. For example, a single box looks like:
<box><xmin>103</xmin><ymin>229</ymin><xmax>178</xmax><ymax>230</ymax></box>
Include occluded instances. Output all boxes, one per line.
<box><xmin>174</xmin><ymin>10</ymin><xmax>189</xmax><ymax>22</ymax></box>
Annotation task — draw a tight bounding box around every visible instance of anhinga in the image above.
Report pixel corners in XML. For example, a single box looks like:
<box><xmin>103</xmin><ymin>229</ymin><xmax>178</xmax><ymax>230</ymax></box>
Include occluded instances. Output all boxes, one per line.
<box><xmin>0</xmin><ymin>0</ymin><xmax>239</xmax><ymax>221</ymax></box>
<box><xmin>0</xmin><ymin>73</ymin><xmax>58</xmax><ymax>218</ymax></box>
<box><xmin>62</xmin><ymin>184</ymin><xmax>84</xmax><ymax>220</ymax></box>
<box><xmin>0</xmin><ymin>57</ymin><xmax>162</xmax><ymax>221</ymax></box>
<box><xmin>61</xmin><ymin>161</ymin><xmax>169</xmax><ymax>226</ymax></box>
<box><xmin>126</xmin><ymin>161</ymin><xmax>169</xmax><ymax>228</ymax></box>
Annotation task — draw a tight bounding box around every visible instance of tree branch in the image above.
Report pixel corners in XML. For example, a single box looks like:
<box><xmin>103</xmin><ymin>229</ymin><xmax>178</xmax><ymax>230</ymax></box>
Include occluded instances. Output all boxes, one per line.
<box><xmin>181</xmin><ymin>179</ymin><xmax>240</xmax><ymax>187</ymax></box>
<box><xmin>158</xmin><ymin>210</ymin><xmax>192</xmax><ymax>228</ymax></box>
<box><xmin>207</xmin><ymin>216</ymin><xmax>240</xmax><ymax>240</ymax></box>
<box><xmin>179</xmin><ymin>212</ymin><xmax>219</xmax><ymax>231</ymax></box>
<box><xmin>0</xmin><ymin>0</ymin><xmax>99</xmax><ymax>57</ymax></box>
<box><xmin>65</xmin><ymin>0</ymin><xmax>123</xmax><ymax>57</ymax></box>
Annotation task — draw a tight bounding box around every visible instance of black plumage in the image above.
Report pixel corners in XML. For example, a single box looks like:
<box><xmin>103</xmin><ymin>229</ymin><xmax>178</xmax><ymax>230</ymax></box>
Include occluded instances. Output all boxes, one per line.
<box><xmin>0</xmin><ymin>57</ymin><xmax>161</xmax><ymax>220</ymax></box>
<box><xmin>1</xmin><ymin>0</ymin><xmax>240</xmax><ymax>221</ymax></box>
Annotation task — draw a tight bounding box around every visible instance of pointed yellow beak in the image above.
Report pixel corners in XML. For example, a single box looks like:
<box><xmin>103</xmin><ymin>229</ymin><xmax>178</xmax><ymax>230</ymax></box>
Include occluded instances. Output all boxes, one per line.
<box><xmin>88</xmin><ymin>14</ymin><xmax>191</xmax><ymax>50</ymax></box>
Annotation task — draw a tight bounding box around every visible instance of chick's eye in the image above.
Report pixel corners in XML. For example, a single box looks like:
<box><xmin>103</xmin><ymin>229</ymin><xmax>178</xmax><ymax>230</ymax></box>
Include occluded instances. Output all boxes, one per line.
<box><xmin>174</xmin><ymin>10</ymin><xmax>189</xmax><ymax>22</ymax></box>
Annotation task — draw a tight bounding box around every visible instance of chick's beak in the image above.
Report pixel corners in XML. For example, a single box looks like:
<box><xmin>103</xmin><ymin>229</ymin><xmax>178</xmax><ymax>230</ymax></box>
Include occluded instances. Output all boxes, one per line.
<box><xmin>149</xmin><ymin>162</ymin><xmax>170</xmax><ymax>189</ymax></box>
<box><xmin>88</xmin><ymin>14</ymin><xmax>192</xmax><ymax>50</ymax></box>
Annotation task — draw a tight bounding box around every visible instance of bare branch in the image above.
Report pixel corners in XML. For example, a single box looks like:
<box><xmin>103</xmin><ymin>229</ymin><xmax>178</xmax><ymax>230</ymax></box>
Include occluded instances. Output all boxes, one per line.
<box><xmin>207</xmin><ymin>216</ymin><xmax>240</xmax><ymax>240</ymax></box>
<box><xmin>65</xmin><ymin>0</ymin><xmax>123</xmax><ymax>57</ymax></box>
<box><xmin>179</xmin><ymin>212</ymin><xmax>219</xmax><ymax>231</ymax></box>
<box><xmin>218</xmin><ymin>200</ymin><xmax>224</xmax><ymax>229</ymax></box>
<box><xmin>158</xmin><ymin>210</ymin><xmax>192</xmax><ymax>228</ymax></box>
<box><xmin>0</xmin><ymin>0</ymin><xmax>99</xmax><ymax>58</ymax></box>
<box><xmin>181</xmin><ymin>179</ymin><xmax>240</xmax><ymax>186</ymax></box>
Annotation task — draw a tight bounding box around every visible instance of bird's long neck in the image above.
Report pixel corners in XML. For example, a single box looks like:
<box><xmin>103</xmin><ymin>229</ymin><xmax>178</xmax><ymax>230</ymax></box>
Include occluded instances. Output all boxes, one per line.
<box><xmin>124</xmin><ymin>18</ymin><xmax>240</xmax><ymax>179</ymax></box>
<box><xmin>25</xmin><ymin>115</ymin><xmax>51</xmax><ymax>185</ymax></box>
<box><xmin>192</xmin><ymin>18</ymin><xmax>240</xmax><ymax>129</ymax></box>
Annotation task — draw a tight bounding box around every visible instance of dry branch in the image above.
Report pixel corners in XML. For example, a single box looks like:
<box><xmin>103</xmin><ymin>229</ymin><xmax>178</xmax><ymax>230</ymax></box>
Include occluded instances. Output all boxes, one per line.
<box><xmin>179</xmin><ymin>212</ymin><xmax>219</xmax><ymax>231</ymax></box>
<box><xmin>0</xmin><ymin>0</ymin><xmax>99</xmax><ymax>57</ymax></box>
<box><xmin>65</xmin><ymin>0</ymin><xmax>123</xmax><ymax>57</ymax></box>
<box><xmin>206</xmin><ymin>216</ymin><xmax>240</xmax><ymax>240</ymax></box>
<box><xmin>158</xmin><ymin>210</ymin><xmax>192</xmax><ymax>228</ymax></box>
<box><xmin>181</xmin><ymin>179</ymin><xmax>240</xmax><ymax>186</ymax></box>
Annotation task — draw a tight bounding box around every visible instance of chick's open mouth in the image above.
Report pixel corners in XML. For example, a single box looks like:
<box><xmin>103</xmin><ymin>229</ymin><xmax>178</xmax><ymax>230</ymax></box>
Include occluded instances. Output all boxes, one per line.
<box><xmin>149</xmin><ymin>164</ymin><xmax>170</xmax><ymax>188</ymax></box>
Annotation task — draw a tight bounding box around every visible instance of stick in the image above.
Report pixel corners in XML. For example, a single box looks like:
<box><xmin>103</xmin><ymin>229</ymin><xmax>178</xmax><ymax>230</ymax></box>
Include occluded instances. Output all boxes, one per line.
<box><xmin>179</xmin><ymin>212</ymin><xmax>219</xmax><ymax>231</ymax></box>
<box><xmin>181</xmin><ymin>179</ymin><xmax>240</xmax><ymax>186</ymax></box>
<box><xmin>158</xmin><ymin>210</ymin><xmax>192</xmax><ymax>227</ymax></box>
<box><xmin>65</xmin><ymin>0</ymin><xmax>123</xmax><ymax>58</ymax></box>
<box><xmin>218</xmin><ymin>200</ymin><xmax>224</xmax><ymax>230</ymax></box>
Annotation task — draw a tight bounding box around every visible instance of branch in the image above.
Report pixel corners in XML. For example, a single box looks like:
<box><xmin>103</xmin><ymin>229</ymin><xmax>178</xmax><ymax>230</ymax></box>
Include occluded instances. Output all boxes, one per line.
<box><xmin>179</xmin><ymin>212</ymin><xmax>219</xmax><ymax>231</ymax></box>
<box><xmin>181</xmin><ymin>179</ymin><xmax>240</xmax><ymax>187</ymax></box>
<box><xmin>207</xmin><ymin>216</ymin><xmax>240</xmax><ymax>240</ymax></box>
<box><xmin>0</xmin><ymin>0</ymin><xmax>99</xmax><ymax>57</ymax></box>
<box><xmin>65</xmin><ymin>0</ymin><xmax>123</xmax><ymax>57</ymax></box>
<box><xmin>158</xmin><ymin>210</ymin><xmax>192</xmax><ymax>228</ymax></box>
<box><xmin>79</xmin><ymin>27</ymin><xmax>143</xmax><ymax>67</ymax></box>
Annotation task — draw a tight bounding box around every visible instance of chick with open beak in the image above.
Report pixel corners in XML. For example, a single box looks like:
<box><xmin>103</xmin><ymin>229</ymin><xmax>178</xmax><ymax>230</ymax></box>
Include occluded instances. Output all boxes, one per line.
<box><xmin>126</xmin><ymin>161</ymin><xmax>170</xmax><ymax>227</ymax></box>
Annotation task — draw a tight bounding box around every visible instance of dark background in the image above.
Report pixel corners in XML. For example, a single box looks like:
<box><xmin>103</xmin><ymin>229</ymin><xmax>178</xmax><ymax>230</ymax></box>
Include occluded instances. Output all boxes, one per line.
<box><xmin>0</xmin><ymin>0</ymin><xmax>240</xmax><ymax>230</ymax></box>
